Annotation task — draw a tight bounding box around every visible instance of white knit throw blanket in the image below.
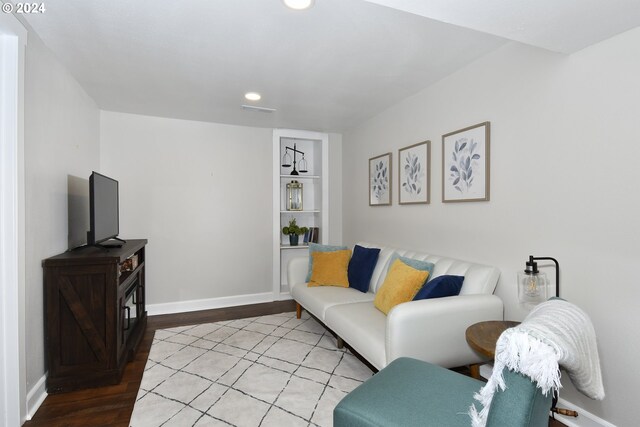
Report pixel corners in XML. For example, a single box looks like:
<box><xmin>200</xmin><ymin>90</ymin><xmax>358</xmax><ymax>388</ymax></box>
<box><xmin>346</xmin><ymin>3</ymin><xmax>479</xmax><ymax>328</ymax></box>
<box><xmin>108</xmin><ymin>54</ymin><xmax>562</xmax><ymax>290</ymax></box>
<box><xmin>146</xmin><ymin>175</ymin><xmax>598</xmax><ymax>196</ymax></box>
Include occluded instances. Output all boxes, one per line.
<box><xmin>469</xmin><ymin>299</ymin><xmax>605</xmax><ymax>427</ymax></box>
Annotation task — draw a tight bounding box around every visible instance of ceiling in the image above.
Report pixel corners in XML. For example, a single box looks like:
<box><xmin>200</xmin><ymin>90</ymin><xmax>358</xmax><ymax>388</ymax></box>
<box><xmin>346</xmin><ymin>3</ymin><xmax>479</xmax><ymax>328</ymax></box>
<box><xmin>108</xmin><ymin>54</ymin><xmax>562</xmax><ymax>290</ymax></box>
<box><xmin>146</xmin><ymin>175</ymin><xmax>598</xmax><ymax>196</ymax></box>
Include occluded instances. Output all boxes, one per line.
<box><xmin>365</xmin><ymin>0</ymin><xmax>640</xmax><ymax>54</ymax></box>
<box><xmin>22</xmin><ymin>0</ymin><xmax>640</xmax><ymax>132</ymax></box>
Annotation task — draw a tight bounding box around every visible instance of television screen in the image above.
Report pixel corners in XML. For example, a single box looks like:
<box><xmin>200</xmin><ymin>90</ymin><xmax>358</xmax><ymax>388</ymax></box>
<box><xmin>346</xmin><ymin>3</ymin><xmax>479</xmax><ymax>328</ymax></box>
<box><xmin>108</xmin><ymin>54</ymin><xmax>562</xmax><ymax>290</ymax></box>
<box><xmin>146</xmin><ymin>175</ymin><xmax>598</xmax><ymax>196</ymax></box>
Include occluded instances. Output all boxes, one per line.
<box><xmin>88</xmin><ymin>172</ymin><xmax>119</xmax><ymax>245</ymax></box>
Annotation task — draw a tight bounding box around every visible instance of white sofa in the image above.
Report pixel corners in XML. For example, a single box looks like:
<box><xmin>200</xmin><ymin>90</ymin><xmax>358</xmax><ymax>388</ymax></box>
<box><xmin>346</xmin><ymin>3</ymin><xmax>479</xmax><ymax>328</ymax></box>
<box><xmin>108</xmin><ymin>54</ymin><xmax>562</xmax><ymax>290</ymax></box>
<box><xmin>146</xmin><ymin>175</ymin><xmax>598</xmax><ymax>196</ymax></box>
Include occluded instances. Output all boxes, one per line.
<box><xmin>288</xmin><ymin>242</ymin><xmax>503</xmax><ymax>370</ymax></box>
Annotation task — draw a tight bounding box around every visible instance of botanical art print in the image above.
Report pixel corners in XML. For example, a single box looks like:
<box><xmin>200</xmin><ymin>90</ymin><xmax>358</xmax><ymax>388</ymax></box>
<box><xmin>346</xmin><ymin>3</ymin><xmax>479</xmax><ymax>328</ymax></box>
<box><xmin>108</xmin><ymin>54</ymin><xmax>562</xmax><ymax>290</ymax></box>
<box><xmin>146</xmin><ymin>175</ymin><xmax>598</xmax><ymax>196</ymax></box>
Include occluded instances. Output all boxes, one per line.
<box><xmin>399</xmin><ymin>141</ymin><xmax>430</xmax><ymax>204</ymax></box>
<box><xmin>442</xmin><ymin>122</ymin><xmax>490</xmax><ymax>202</ymax></box>
<box><xmin>369</xmin><ymin>153</ymin><xmax>392</xmax><ymax>206</ymax></box>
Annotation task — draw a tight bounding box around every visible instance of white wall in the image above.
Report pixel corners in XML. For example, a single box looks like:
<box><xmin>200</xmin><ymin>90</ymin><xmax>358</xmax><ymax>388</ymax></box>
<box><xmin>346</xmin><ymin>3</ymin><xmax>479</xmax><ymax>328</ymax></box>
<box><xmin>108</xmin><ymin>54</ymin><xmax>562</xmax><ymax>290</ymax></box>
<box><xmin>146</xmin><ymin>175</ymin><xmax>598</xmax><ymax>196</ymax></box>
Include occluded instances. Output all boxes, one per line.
<box><xmin>342</xmin><ymin>28</ymin><xmax>640</xmax><ymax>426</ymax></box>
<box><xmin>100</xmin><ymin>112</ymin><xmax>274</xmax><ymax>306</ymax></box>
<box><xmin>328</xmin><ymin>133</ymin><xmax>343</xmax><ymax>244</ymax></box>
<box><xmin>23</xmin><ymin>29</ymin><xmax>100</xmax><ymax>404</ymax></box>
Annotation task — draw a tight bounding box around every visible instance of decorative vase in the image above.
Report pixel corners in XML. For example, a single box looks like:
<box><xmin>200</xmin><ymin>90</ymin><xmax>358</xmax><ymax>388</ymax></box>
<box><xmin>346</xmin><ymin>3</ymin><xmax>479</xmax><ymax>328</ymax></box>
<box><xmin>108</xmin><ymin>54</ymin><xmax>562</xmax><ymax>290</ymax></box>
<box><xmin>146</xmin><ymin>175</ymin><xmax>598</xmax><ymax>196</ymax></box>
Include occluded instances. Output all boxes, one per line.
<box><xmin>289</xmin><ymin>234</ymin><xmax>299</xmax><ymax>246</ymax></box>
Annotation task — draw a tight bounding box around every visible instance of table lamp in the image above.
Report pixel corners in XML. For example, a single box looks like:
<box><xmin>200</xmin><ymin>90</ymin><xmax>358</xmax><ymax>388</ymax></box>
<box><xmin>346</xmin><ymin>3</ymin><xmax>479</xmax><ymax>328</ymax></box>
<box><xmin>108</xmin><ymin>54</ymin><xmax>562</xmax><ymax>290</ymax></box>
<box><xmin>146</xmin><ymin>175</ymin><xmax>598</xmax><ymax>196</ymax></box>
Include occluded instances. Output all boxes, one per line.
<box><xmin>517</xmin><ymin>256</ymin><xmax>560</xmax><ymax>306</ymax></box>
<box><xmin>517</xmin><ymin>256</ymin><xmax>576</xmax><ymax>419</ymax></box>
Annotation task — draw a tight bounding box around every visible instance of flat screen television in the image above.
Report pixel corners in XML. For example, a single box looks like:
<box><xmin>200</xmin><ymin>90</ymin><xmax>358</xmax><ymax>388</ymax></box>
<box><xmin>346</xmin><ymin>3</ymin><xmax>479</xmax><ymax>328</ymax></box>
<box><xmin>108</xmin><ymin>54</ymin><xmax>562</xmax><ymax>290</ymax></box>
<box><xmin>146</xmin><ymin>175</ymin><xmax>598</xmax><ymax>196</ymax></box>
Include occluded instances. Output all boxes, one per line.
<box><xmin>87</xmin><ymin>171</ymin><xmax>120</xmax><ymax>246</ymax></box>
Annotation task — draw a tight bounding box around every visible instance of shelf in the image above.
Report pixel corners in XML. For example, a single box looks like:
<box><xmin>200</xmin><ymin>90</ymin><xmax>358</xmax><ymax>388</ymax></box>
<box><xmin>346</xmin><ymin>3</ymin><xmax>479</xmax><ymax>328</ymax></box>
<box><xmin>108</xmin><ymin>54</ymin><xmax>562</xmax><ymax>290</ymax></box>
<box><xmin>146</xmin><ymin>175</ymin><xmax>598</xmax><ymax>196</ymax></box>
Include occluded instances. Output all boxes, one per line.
<box><xmin>118</xmin><ymin>261</ymin><xmax>144</xmax><ymax>287</ymax></box>
<box><xmin>281</xmin><ymin>245</ymin><xmax>309</xmax><ymax>249</ymax></box>
<box><xmin>280</xmin><ymin>210</ymin><xmax>320</xmax><ymax>214</ymax></box>
<box><xmin>280</xmin><ymin>175</ymin><xmax>320</xmax><ymax>179</ymax></box>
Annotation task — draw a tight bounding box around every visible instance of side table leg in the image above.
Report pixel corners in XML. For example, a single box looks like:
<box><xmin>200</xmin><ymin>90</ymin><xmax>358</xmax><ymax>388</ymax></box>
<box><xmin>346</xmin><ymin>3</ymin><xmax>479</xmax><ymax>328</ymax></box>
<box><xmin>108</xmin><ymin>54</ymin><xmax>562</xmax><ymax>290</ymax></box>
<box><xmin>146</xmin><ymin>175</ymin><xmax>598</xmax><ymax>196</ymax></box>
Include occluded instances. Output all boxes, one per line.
<box><xmin>470</xmin><ymin>364</ymin><xmax>481</xmax><ymax>379</ymax></box>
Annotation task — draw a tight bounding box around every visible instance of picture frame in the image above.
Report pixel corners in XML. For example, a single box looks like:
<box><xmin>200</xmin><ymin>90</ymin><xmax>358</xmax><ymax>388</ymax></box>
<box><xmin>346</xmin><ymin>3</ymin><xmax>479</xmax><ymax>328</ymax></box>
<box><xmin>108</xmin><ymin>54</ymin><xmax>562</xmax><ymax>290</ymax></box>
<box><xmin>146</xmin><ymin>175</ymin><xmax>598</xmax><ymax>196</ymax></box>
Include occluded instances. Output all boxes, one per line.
<box><xmin>369</xmin><ymin>152</ymin><xmax>392</xmax><ymax>206</ymax></box>
<box><xmin>442</xmin><ymin>122</ymin><xmax>490</xmax><ymax>203</ymax></box>
<box><xmin>398</xmin><ymin>141</ymin><xmax>430</xmax><ymax>205</ymax></box>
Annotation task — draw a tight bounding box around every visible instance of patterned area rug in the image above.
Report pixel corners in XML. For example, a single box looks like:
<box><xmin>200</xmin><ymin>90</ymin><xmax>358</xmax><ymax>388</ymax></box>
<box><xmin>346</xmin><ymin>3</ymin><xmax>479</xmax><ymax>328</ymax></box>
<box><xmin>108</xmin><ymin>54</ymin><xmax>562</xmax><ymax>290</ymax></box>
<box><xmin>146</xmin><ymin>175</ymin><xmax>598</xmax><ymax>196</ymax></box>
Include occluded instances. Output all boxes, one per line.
<box><xmin>130</xmin><ymin>311</ymin><xmax>373</xmax><ymax>427</ymax></box>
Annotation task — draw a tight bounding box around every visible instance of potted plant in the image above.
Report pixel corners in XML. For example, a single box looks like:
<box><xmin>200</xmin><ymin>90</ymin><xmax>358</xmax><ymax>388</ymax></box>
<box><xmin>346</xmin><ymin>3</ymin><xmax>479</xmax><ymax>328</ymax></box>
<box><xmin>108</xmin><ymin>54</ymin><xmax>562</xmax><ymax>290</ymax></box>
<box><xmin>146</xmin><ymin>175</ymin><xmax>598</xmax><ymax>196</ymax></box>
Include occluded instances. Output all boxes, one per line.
<box><xmin>282</xmin><ymin>218</ymin><xmax>308</xmax><ymax>246</ymax></box>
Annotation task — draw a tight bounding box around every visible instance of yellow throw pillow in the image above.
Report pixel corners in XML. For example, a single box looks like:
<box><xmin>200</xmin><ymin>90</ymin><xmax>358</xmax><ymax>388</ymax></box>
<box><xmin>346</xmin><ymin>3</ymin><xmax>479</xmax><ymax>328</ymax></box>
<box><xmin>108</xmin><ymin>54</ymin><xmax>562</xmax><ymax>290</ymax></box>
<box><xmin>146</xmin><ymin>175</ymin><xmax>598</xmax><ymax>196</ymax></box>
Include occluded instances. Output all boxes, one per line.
<box><xmin>374</xmin><ymin>259</ymin><xmax>429</xmax><ymax>315</ymax></box>
<box><xmin>308</xmin><ymin>249</ymin><xmax>352</xmax><ymax>288</ymax></box>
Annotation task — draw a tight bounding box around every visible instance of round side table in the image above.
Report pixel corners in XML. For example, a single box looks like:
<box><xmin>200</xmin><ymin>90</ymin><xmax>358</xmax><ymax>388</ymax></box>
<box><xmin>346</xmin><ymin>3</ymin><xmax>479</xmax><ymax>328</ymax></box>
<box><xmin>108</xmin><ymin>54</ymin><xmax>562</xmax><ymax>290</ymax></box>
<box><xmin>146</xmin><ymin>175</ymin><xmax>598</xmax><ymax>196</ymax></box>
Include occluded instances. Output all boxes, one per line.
<box><xmin>465</xmin><ymin>320</ymin><xmax>519</xmax><ymax>379</ymax></box>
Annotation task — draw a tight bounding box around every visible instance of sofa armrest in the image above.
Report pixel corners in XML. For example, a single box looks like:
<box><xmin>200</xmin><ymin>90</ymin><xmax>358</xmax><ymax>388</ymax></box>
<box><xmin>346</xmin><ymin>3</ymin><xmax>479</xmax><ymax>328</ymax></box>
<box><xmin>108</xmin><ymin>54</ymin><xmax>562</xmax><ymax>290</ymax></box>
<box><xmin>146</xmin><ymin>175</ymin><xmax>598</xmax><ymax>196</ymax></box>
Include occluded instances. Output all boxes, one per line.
<box><xmin>386</xmin><ymin>294</ymin><xmax>504</xmax><ymax>368</ymax></box>
<box><xmin>287</xmin><ymin>256</ymin><xmax>309</xmax><ymax>286</ymax></box>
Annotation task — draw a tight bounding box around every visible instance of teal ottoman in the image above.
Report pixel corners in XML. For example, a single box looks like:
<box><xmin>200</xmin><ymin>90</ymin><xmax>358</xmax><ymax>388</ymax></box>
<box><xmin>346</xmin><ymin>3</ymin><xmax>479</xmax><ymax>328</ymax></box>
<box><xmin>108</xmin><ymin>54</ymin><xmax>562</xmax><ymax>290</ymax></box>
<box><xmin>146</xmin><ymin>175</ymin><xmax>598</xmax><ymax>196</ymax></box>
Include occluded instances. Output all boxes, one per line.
<box><xmin>334</xmin><ymin>357</ymin><xmax>552</xmax><ymax>427</ymax></box>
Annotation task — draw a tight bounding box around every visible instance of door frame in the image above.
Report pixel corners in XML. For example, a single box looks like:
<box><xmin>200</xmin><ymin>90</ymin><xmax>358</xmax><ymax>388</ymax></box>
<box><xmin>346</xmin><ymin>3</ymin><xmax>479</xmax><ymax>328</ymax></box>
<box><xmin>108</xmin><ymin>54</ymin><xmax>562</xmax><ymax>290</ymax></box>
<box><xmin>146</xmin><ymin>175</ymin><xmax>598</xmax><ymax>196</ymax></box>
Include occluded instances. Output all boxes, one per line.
<box><xmin>0</xmin><ymin>10</ymin><xmax>27</xmax><ymax>425</ymax></box>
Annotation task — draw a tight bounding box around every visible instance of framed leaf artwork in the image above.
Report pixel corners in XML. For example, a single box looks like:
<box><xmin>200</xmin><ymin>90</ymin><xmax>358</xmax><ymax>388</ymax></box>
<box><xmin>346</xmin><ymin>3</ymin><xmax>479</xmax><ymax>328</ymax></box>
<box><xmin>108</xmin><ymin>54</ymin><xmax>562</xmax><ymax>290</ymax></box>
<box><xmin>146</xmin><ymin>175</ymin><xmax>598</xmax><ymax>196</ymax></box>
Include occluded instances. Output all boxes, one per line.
<box><xmin>399</xmin><ymin>141</ymin><xmax>430</xmax><ymax>204</ymax></box>
<box><xmin>442</xmin><ymin>122</ymin><xmax>490</xmax><ymax>203</ymax></box>
<box><xmin>369</xmin><ymin>152</ymin><xmax>392</xmax><ymax>206</ymax></box>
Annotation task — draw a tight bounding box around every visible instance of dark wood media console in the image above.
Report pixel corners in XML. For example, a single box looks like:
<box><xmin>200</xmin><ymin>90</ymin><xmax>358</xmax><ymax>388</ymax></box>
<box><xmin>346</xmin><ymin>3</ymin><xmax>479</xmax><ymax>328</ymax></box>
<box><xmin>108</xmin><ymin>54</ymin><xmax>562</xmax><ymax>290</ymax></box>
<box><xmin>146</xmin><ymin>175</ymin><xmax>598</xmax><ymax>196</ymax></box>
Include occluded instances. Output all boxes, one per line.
<box><xmin>43</xmin><ymin>239</ymin><xmax>148</xmax><ymax>393</ymax></box>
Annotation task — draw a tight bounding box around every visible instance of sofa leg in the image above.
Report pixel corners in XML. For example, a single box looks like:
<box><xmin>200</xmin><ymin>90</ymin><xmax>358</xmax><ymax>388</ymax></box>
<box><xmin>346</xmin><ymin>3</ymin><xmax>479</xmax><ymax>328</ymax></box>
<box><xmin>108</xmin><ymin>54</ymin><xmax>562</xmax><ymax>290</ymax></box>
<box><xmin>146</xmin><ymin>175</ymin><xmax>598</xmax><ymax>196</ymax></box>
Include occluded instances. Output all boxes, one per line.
<box><xmin>337</xmin><ymin>337</ymin><xmax>344</xmax><ymax>349</ymax></box>
<box><xmin>296</xmin><ymin>303</ymin><xmax>302</xmax><ymax>319</ymax></box>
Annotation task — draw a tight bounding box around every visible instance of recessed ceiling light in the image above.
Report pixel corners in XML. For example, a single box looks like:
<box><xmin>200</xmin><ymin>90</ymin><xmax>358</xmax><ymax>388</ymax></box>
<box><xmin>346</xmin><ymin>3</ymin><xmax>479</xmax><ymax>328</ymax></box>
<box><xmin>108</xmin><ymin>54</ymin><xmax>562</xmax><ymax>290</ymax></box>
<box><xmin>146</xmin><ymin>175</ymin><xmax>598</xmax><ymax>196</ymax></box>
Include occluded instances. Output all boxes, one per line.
<box><xmin>283</xmin><ymin>0</ymin><xmax>315</xmax><ymax>10</ymax></box>
<box><xmin>244</xmin><ymin>92</ymin><xmax>261</xmax><ymax>101</ymax></box>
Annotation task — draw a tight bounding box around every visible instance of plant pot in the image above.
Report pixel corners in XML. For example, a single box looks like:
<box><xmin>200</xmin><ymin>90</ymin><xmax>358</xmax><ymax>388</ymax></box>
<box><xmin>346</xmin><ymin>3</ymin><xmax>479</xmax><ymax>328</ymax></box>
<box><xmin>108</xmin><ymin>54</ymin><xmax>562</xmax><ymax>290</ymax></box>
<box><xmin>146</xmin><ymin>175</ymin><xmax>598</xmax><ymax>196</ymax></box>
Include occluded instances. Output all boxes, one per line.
<box><xmin>289</xmin><ymin>234</ymin><xmax>299</xmax><ymax>246</ymax></box>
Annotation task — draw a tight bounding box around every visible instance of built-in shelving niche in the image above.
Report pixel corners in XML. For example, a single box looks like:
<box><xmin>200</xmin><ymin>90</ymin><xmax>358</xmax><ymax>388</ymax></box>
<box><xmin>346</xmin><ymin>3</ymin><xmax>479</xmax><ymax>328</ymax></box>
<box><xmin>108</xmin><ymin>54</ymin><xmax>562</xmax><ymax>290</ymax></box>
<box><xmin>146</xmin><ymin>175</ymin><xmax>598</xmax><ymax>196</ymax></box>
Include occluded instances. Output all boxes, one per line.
<box><xmin>272</xmin><ymin>130</ymin><xmax>329</xmax><ymax>298</ymax></box>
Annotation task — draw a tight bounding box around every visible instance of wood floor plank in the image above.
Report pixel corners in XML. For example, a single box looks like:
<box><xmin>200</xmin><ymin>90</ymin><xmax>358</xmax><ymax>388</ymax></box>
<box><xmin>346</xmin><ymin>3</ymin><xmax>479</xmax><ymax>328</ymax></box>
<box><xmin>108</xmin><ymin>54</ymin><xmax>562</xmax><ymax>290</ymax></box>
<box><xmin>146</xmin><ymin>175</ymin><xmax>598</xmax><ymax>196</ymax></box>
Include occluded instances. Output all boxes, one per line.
<box><xmin>23</xmin><ymin>299</ymin><xmax>567</xmax><ymax>427</ymax></box>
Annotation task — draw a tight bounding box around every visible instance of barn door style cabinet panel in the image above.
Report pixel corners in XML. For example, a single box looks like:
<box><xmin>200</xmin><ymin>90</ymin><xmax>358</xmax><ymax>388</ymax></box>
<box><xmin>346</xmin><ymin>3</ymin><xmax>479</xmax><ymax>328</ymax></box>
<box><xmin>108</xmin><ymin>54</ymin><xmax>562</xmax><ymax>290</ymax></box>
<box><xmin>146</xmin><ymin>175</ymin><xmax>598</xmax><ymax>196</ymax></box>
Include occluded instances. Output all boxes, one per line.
<box><xmin>43</xmin><ymin>239</ymin><xmax>147</xmax><ymax>393</ymax></box>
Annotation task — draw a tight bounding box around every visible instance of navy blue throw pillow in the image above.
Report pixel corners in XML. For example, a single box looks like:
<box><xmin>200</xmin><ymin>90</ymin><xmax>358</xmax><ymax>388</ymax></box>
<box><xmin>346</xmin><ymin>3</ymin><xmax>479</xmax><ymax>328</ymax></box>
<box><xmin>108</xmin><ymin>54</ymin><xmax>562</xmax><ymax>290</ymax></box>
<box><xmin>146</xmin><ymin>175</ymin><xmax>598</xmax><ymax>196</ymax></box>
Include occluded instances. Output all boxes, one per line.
<box><xmin>413</xmin><ymin>275</ymin><xmax>464</xmax><ymax>300</ymax></box>
<box><xmin>348</xmin><ymin>245</ymin><xmax>381</xmax><ymax>293</ymax></box>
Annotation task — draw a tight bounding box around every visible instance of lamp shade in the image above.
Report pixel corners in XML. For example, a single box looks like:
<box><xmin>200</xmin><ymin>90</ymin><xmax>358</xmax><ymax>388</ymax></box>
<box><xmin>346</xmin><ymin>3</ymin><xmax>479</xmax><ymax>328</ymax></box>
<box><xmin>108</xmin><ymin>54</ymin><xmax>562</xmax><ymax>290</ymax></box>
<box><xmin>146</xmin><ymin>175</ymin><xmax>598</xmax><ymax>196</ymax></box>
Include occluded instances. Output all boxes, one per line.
<box><xmin>518</xmin><ymin>270</ymin><xmax>549</xmax><ymax>306</ymax></box>
<box><xmin>517</xmin><ymin>255</ymin><xmax>559</xmax><ymax>307</ymax></box>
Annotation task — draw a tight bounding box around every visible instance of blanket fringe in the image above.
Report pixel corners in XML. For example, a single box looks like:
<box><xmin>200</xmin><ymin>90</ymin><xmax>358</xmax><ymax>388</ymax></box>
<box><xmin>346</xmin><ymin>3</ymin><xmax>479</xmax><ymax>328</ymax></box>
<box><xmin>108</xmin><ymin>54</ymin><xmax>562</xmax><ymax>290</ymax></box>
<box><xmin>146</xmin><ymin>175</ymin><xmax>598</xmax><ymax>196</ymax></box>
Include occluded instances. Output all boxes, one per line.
<box><xmin>469</xmin><ymin>330</ymin><xmax>560</xmax><ymax>427</ymax></box>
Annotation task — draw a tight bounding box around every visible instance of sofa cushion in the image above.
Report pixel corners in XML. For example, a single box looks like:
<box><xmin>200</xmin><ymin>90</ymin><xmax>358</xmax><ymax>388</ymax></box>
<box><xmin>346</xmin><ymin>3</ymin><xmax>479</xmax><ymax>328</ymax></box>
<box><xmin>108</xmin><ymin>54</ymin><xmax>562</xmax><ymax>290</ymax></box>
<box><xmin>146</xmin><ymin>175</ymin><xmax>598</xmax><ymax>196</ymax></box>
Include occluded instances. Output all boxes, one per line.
<box><xmin>290</xmin><ymin>282</ymin><xmax>375</xmax><ymax>322</ymax></box>
<box><xmin>374</xmin><ymin>259</ymin><xmax>428</xmax><ymax>315</ymax></box>
<box><xmin>348</xmin><ymin>245</ymin><xmax>381</xmax><ymax>293</ymax></box>
<box><xmin>324</xmin><ymin>302</ymin><xmax>387</xmax><ymax>369</ymax></box>
<box><xmin>413</xmin><ymin>275</ymin><xmax>464</xmax><ymax>300</ymax></box>
<box><xmin>305</xmin><ymin>243</ymin><xmax>348</xmax><ymax>282</ymax></box>
<box><xmin>309</xmin><ymin>249</ymin><xmax>351</xmax><ymax>288</ymax></box>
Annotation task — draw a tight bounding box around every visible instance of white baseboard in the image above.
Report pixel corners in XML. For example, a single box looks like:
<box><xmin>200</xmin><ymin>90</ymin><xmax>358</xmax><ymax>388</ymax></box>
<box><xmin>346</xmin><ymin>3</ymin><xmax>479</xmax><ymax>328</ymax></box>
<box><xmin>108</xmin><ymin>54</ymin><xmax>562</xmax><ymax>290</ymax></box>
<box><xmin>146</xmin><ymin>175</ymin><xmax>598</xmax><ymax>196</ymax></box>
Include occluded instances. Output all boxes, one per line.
<box><xmin>476</xmin><ymin>364</ymin><xmax>615</xmax><ymax>427</ymax></box>
<box><xmin>555</xmin><ymin>398</ymin><xmax>616</xmax><ymax>427</ymax></box>
<box><xmin>147</xmin><ymin>292</ymin><xmax>276</xmax><ymax>316</ymax></box>
<box><xmin>25</xmin><ymin>373</ymin><xmax>47</xmax><ymax>421</ymax></box>
<box><xmin>478</xmin><ymin>363</ymin><xmax>492</xmax><ymax>379</ymax></box>
<box><xmin>277</xmin><ymin>292</ymin><xmax>293</xmax><ymax>301</ymax></box>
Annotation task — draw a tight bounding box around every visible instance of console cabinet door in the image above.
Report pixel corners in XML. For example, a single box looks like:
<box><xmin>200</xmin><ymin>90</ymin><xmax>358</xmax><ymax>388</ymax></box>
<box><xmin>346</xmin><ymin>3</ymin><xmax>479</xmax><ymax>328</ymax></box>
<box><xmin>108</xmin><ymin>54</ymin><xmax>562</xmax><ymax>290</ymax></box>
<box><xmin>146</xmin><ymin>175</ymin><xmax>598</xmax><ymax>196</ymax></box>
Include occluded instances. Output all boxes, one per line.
<box><xmin>45</xmin><ymin>263</ymin><xmax>119</xmax><ymax>379</ymax></box>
